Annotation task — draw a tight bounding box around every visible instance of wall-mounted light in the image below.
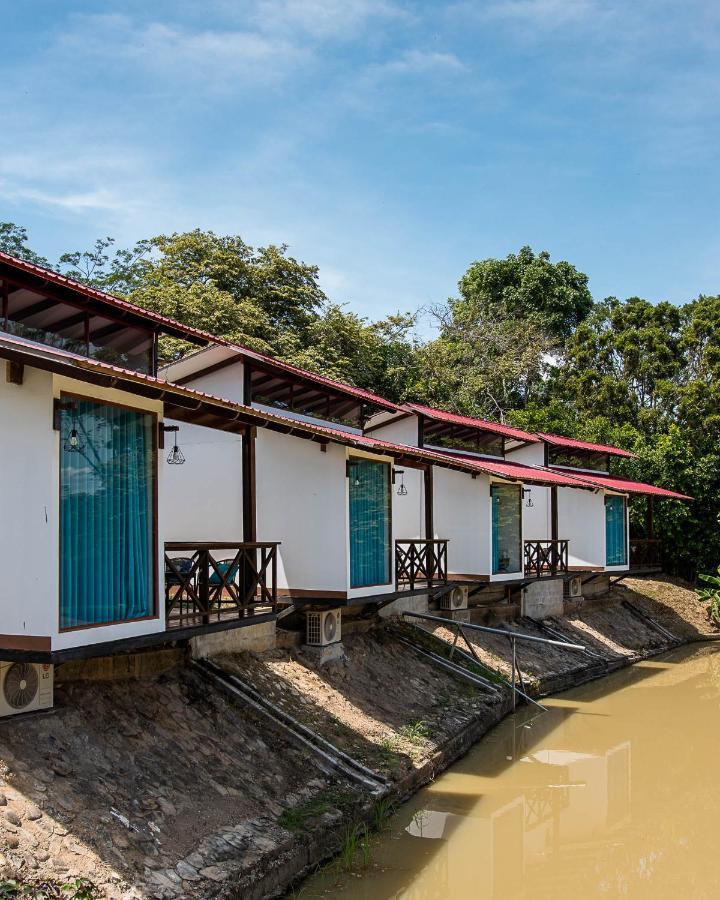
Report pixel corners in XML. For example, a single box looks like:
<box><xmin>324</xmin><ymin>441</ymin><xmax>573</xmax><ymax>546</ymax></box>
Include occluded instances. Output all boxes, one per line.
<box><xmin>523</xmin><ymin>487</ymin><xmax>534</xmax><ymax>508</ymax></box>
<box><xmin>394</xmin><ymin>468</ymin><xmax>408</xmax><ymax>496</ymax></box>
<box><xmin>53</xmin><ymin>400</ymin><xmax>85</xmax><ymax>453</ymax></box>
<box><xmin>161</xmin><ymin>423</ymin><xmax>185</xmax><ymax>465</ymax></box>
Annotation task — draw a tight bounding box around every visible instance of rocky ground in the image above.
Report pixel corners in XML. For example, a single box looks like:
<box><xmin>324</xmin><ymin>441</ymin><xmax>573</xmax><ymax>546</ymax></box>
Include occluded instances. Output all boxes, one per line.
<box><xmin>0</xmin><ymin>576</ymin><xmax>715</xmax><ymax>899</ymax></box>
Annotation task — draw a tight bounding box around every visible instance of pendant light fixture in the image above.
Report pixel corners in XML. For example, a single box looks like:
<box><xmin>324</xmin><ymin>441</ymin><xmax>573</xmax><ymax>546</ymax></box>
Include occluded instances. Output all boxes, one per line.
<box><xmin>161</xmin><ymin>423</ymin><xmax>186</xmax><ymax>465</ymax></box>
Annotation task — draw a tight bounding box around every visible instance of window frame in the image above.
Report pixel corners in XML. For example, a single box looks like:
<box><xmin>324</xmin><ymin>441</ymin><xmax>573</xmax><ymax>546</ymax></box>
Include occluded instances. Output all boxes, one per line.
<box><xmin>57</xmin><ymin>391</ymin><xmax>159</xmax><ymax>633</ymax></box>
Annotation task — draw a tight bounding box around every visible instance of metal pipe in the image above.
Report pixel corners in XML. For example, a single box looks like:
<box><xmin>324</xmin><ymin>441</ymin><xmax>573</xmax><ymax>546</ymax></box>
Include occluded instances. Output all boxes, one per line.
<box><xmin>402</xmin><ymin>622</ymin><xmax>546</xmax><ymax>711</ymax></box>
<box><xmin>403</xmin><ymin>611</ymin><xmax>586</xmax><ymax>651</ymax></box>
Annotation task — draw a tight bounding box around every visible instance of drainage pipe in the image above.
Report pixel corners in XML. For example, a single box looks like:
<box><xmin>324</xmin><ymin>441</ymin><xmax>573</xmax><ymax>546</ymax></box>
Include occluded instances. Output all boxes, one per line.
<box><xmin>194</xmin><ymin>659</ymin><xmax>388</xmax><ymax>794</ymax></box>
<box><xmin>396</xmin><ymin>637</ymin><xmax>502</xmax><ymax>694</ymax></box>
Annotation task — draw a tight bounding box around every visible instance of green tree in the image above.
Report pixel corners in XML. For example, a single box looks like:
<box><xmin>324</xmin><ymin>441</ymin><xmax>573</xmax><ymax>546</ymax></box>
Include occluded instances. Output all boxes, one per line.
<box><xmin>457</xmin><ymin>245</ymin><xmax>593</xmax><ymax>340</ymax></box>
<box><xmin>555</xmin><ymin>297</ymin><xmax>684</xmax><ymax>431</ymax></box>
<box><xmin>0</xmin><ymin>222</ymin><xmax>49</xmax><ymax>267</ymax></box>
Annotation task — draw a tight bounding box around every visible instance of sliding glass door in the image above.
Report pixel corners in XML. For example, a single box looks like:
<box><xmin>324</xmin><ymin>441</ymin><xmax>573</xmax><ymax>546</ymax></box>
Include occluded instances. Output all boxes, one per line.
<box><xmin>60</xmin><ymin>397</ymin><xmax>156</xmax><ymax>629</ymax></box>
<box><xmin>605</xmin><ymin>495</ymin><xmax>627</xmax><ymax>566</ymax></box>
<box><xmin>349</xmin><ymin>458</ymin><xmax>391</xmax><ymax>588</ymax></box>
<box><xmin>492</xmin><ymin>484</ymin><xmax>522</xmax><ymax>575</ymax></box>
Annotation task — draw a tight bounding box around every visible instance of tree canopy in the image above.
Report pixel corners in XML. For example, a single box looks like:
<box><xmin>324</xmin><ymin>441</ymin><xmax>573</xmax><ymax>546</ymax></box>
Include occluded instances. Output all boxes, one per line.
<box><xmin>2</xmin><ymin>223</ymin><xmax>717</xmax><ymax>579</ymax></box>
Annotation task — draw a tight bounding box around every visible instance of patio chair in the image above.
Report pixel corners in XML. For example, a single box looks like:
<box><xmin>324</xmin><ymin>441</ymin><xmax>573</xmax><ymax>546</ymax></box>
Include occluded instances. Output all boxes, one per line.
<box><xmin>165</xmin><ymin>556</ymin><xmax>195</xmax><ymax>604</ymax></box>
<box><xmin>208</xmin><ymin>557</ymin><xmax>242</xmax><ymax>609</ymax></box>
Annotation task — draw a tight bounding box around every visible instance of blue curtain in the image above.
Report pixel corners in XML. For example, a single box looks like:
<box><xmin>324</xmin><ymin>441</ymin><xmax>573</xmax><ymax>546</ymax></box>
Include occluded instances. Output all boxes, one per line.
<box><xmin>605</xmin><ymin>495</ymin><xmax>627</xmax><ymax>566</ymax></box>
<box><xmin>60</xmin><ymin>399</ymin><xmax>155</xmax><ymax>628</ymax></box>
<box><xmin>349</xmin><ymin>458</ymin><xmax>390</xmax><ymax>588</ymax></box>
<box><xmin>492</xmin><ymin>484</ymin><xmax>522</xmax><ymax>574</ymax></box>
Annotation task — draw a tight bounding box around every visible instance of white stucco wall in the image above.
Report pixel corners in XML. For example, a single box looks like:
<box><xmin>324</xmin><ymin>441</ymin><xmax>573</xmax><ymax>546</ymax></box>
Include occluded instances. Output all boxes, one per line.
<box><xmin>392</xmin><ymin>467</ymin><xmax>425</xmax><ymax>540</ymax></box>
<box><xmin>0</xmin><ymin>368</ymin><xmax>169</xmax><ymax>652</ymax></box>
<box><xmin>0</xmin><ymin>368</ymin><xmax>57</xmax><ymax>640</ymax></box>
<box><xmin>256</xmin><ymin>429</ymin><xmax>349</xmax><ymax>594</ymax></box>
<box><xmin>368</xmin><ymin>414</ymin><xmax>419</xmax><ymax>447</ymax></box>
<box><xmin>558</xmin><ymin>487</ymin><xmax>606</xmax><ymax>570</ymax></box>
<box><xmin>433</xmin><ymin>468</ymin><xmax>491</xmax><ymax>577</ymax></box>
<box><xmin>505</xmin><ymin>442</ymin><xmax>545</xmax><ymax>466</ymax></box>
<box><xmin>181</xmin><ymin>360</ymin><xmax>245</xmax><ymax>404</ymax></box>
<box><xmin>161</xmin><ymin>421</ymin><xmax>244</xmax><ymax>543</ymax></box>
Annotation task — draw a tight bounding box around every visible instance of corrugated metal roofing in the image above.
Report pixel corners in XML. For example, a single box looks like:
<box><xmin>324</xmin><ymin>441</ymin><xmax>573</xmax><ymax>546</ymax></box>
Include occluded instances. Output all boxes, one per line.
<box><xmin>0</xmin><ymin>251</ymin><xmax>220</xmax><ymax>344</ymax></box>
<box><xmin>438</xmin><ymin>453</ymin><xmax>597</xmax><ymax>489</ymax></box>
<box><xmin>0</xmin><ymin>332</ymin><xmax>526</xmax><ymax>482</ymax></box>
<box><xmin>406</xmin><ymin>403</ymin><xmax>539</xmax><ymax>443</ymax></box>
<box><xmin>537</xmin><ymin>431</ymin><xmax>637</xmax><ymax>459</ymax></box>
<box><xmin>559</xmin><ymin>470</ymin><xmax>692</xmax><ymax>501</ymax></box>
<box><xmin>236</xmin><ymin>345</ymin><xmax>404</xmax><ymax>412</ymax></box>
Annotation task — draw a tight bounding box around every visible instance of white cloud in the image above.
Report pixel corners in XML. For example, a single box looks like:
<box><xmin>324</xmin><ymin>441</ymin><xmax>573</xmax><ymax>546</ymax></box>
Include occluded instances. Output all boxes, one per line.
<box><xmin>481</xmin><ymin>0</ymin><xmax>600</xmax><ymax>26</ymax></box>
<box><xmin>250</xmin><ymin>0</ymin><xmax>409</xmax><ymax>40</ymax></box>
<box><xmin>57</xmin><ymin>13</ymin><xmax>309</xmax><ymax>90</ymax></box>
<box><xmin>378</xmin><ymin>49</ymin><xmax>467</xmax><ymax>75</ymax></box>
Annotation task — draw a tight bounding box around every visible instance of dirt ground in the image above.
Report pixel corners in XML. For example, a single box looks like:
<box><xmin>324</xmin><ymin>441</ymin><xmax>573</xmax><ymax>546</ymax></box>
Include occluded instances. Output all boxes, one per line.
<box><xmin>216</xmin><ymin>626</ymin><xmax>505</xmax><ymax>778</ymax></box>
<box><xmin>0</xmin><ymin>666</ymin><xmax>351</xmax><ymax>899</ymax></box>
<box><xmin>425</xmin><ymin>575</ymin><xmax>718</xmax><ymax>693</ymax></box>
<box><xmin>0</xmin><ymin>576</ymin><xmax>713</xmax><ymax>899</ymax></box>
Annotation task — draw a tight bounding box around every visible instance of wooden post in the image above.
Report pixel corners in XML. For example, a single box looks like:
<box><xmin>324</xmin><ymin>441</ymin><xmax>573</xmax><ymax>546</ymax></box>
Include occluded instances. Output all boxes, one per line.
<box><xmin>646</xmin><ymin>495</ymin><xmax>655</xmax><ymax>539</ymax></box>
<box><xmin>1</xmin><ymin>280</ymin><xmax>8</xmax><ymax>329</ymax></box>
<box><xmin>550</xmin><ymin>485</ymin><xmax>559</xmax><ymax>575</ymax></box>
<box><xmin>5</xmin><ymin>361</ymin><xmax>23</xmax><ymax>385</ymax></box>
<box><xmin>199</xmin><ymin>549</ymin><xmax>210</xmax><ymax>625</ymax></box>
<box><xmin>424</xmin><ymin>466</ymin><xmax>434</xmax><ymax>540</ymax></box>
<box><xmin>242</xmin><ymin>427</ymin><xmax>257</xmax><ymax>542</ymax></box>
<box><xmin>242</xmin><ymin>427</ymin><xmax>257</xmax><ymax>609</ymax></box>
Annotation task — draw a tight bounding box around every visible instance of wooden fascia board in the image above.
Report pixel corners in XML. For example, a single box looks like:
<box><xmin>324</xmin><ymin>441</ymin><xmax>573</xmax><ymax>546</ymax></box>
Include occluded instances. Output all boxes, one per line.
<box><xmin>0</xmin><ymin>267</ymin><xmax>207</xmax><ymax>345</ymax></box>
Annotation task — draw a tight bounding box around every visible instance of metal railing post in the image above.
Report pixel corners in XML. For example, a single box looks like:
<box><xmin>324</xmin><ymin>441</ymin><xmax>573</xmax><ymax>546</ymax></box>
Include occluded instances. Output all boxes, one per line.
<box><xmin>512</xmin><ymin>638</ymin><xmax>517</xmax><ymax>711</ymax></box>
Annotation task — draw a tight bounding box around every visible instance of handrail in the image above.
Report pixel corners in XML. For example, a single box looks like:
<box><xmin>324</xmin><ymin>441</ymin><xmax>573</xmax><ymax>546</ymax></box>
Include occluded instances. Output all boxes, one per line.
<box><xmin>166</xmin><ymin>541</ymin><xmax>281</xmax><ymax>550</ymax></box>
<box><xmin>403</xmin><ymin>611</ymin><xmax>585</xmax><ymax>650</ymax></box>
<box><xmin>395</xmin><ymin>538</ymin><xmax>448</xmax><ymax>591</ymax></box>
<box><xmin>524</xmin><ymin>538</ymin><xmax>569</xmax><ymax>577</ymax></box>
<box><xmin>403</xmin><ymin>610</ymin><xmax>586</xmax><ymax>712</ymax></box>
<box><xmin>165</xmin><ymin>541</ymin><xmax>279</xmax><ymax>627</ymax></box>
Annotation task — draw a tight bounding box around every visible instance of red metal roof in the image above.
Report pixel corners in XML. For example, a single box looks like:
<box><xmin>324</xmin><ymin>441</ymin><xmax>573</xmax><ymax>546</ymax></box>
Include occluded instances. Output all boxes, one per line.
<box><xmin>559</xmin><ymin>470</ymin><xmax>692</xmax><ymax>501</ymax></box>
<box><xmin>537</xmin><ymin>432</ymin><xmax>637</xmax><ymax>459</ymax></box>
<box><xmin>406</xmin><ymin>403</ymin><xmax>539</xmax><ymax>443</ymax></box>
<box><xmin>0</xmin><ymin>251</ymin><xmax>221</xmax><ymax>345</ymax></box>
<box><xmin>237</xmin><ymin>345</ymin><xmax>404</xmax><ymax>412</ymax></box>
<box><xmin>0</xmin><ymin>331</ymin><xmax>521</xmax><ymax>480</ymax></box>
<box><xmin>435</xmin><ymin>452</ymin><xmax>593</xmax><ymax>488</ymax></box>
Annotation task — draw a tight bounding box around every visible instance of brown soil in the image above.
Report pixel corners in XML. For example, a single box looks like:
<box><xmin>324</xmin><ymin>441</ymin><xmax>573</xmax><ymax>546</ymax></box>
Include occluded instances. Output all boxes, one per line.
<box><xmin>0</xmin><ymin>666</ymin><xmax>349</xmax><ymax>899</ymax></box>
<box><xmin>216</xmin><ymin>626</ymin><xmax>504</xmax><ymax>779</ymax></box>
<box><xmin>0</xmin><ymin>576</ymin><xmax>713</xmax><ymax>899</ymax></box>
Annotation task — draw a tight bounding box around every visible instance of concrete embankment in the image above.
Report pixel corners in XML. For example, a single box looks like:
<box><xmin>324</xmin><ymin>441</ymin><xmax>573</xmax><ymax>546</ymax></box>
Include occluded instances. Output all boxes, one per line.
<box><xmin>0</xmin><ymin>577</ymin><xmax>715</xmax><ymax>899</ymax></box>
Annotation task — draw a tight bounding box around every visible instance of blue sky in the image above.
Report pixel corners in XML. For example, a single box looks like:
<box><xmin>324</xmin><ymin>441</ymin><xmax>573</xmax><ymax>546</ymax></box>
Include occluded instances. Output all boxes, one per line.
<box><xmin>1</xmin><ymin>0</ymin><xmax>718</xmax><ymax>329</ymax></box>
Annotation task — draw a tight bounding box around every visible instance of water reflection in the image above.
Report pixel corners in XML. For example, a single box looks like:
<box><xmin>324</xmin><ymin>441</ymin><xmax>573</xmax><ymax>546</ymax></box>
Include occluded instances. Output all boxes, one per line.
<box><xmin>301</xmin><ymin>644</ymin><xmax>720</xmax><ymax>899</ymax></box>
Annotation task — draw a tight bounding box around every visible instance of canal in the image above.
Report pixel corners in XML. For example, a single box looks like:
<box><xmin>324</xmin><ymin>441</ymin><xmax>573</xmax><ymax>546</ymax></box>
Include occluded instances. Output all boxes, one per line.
<box><xmin>300</xmin><ymin>643</ymin><xmax>720</xmax><ymax>899</ymax></box>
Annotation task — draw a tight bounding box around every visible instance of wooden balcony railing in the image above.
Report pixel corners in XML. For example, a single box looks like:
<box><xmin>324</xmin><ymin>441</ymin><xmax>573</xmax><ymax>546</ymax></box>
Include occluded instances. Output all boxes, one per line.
<box><xmin>524</xmin><ymin>539</ymin><xmax>569</xmax><ymax>578</ymax></box>
<box><xmin>630</xmin><ymin>538</ymin><xmax>662</xmax><ymax>569</ymax></box>
<box><xmin>396</xmin><ymin>539</ymin><xmax>448</xmax><ymax>591</ymax></box>
<box><xmin>164</xmin><ymin>542</ymin><xmax>279</xmax><ymax>628</ymax></box>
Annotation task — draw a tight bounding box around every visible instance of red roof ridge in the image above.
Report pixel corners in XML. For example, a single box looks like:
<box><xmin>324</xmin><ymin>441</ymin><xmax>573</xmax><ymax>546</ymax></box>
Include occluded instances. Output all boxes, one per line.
<box><xmin>0</xmin><ymin>250</ymin><xmax>224</xmax><ymax>345</ymax></box>
<box><xmin>406</xmin><ymin>403</ymin><xmax>539</xmax><ymax>443</ymax></box>
<box><xmin>537</xmin><ymin>431</ymin><xmax>637</xmax><ymax>458</ymax></box>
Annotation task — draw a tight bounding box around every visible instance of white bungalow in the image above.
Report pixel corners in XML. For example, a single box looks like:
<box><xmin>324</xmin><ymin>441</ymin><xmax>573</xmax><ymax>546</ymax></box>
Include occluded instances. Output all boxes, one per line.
<box><xmin>0</xmin><ymin>250</ymin><xmax>310</xmax><ymax>669</ymax></box>
<box><xmin>364</xmin><ymin>404</ymin><xmax>601</xmax><ymax>589</ymax></box>
<box><xmin>159</xmin><ymin>346</ymin><xmax>530</xmax><ymax>609</ymax></box>
<box><xmin>365</xmin><ymin>404</ymin><xmax>690</xmax><ymax>587</ymax></box>
<box><xmin>2</xmin><ymin>253</ymin><xmax>475</xmax><ymax>677</ymax></box>
<box><xmin>505</xmin><ymin>433</ymin><xmax>690</xmax><ymax>573</ymax></box>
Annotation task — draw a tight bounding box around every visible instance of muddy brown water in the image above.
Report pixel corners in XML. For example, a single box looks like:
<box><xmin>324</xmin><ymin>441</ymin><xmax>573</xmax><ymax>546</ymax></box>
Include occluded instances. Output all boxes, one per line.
<box><xmin>299</xmin><ymin>643</ymin><xmax>720</xmax><ymax>899</ymax></box>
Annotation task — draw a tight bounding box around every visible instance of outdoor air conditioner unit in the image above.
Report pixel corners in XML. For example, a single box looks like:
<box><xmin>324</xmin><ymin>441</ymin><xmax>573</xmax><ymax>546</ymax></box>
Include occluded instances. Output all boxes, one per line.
<box><xmin>306</xmin><ymin>610</ymin><xmax>342</xmax><ymax>647</ymax></box>
<box><xmin>440</xmin><ymin>585</ymin><xmax>469</xmax><ymax>611</ymax></box>
<box><xmin>564</xmin><ymin>576</ymin><xmax>583</xmax><ymax>599</ymax></box>
<box><xmin>0</xmin><ymin>662</ymin><xmax>53</xmax><ymax>718</ymax></box>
